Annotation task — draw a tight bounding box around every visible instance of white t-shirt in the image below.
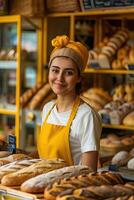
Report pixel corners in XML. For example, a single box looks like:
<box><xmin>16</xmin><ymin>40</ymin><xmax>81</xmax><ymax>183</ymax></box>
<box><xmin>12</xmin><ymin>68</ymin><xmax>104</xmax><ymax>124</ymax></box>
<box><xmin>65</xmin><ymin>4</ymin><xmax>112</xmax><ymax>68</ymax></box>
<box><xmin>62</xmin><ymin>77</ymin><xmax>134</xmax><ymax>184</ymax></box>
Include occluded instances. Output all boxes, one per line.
<box><xmin>41</xmin><ymin>100</ymin><xmax>102</xmax><ymax>165</ymax></box>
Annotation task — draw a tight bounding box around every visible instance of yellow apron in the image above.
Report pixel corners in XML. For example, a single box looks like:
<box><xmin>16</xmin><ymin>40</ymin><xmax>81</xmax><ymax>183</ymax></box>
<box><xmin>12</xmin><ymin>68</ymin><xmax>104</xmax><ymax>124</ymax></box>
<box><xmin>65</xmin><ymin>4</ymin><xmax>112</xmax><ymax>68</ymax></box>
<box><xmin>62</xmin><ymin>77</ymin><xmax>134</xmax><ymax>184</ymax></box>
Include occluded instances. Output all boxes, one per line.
<box><xmin>37</xmin><ymin>96</ymin><xmax>80</xmax><ymax>165</ymax></box>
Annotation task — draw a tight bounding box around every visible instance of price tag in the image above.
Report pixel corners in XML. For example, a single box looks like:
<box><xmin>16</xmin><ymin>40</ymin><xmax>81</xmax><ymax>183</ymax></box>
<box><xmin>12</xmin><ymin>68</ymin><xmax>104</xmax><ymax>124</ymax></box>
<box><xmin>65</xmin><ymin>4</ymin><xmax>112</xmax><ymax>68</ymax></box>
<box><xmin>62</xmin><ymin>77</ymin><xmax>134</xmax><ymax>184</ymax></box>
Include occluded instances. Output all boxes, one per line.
<box><xmin>8</xmin><ymin>134</ymin><xmax>16</xmax><ymax>154</ymax></box>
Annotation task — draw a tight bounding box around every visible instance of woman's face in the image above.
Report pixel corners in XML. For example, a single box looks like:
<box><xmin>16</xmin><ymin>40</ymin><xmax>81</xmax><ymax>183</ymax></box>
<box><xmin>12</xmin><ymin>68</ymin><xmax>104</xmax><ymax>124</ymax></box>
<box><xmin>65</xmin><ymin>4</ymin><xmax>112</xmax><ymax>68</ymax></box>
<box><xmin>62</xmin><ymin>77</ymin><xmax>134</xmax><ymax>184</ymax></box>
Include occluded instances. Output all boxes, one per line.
<box><xmin>49</xmin><ymin>57</ymin><xmax>80</xmax><ymax>96</ymax></box>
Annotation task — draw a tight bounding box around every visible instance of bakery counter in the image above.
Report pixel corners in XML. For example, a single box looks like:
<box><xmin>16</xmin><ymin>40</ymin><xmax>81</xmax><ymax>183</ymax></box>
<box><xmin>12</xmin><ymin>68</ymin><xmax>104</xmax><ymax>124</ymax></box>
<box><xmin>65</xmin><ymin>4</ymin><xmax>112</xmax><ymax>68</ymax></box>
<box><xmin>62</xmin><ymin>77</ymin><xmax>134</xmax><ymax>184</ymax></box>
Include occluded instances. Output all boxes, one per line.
<box><xmin>0</xmin><ymin>185</ymin><xmax>45</xmax><ymax>200</ymax></box>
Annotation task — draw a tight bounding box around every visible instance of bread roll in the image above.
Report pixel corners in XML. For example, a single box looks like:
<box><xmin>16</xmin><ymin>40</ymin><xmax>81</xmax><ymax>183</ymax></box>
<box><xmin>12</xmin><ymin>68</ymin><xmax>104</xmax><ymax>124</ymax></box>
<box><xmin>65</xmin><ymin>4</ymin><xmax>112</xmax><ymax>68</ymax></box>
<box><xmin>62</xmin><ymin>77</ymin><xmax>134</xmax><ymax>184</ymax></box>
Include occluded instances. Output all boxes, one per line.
<box><xmin>123</xmin><ymin>111</ymin><xmax>134</xmax><ymax>126</ymax></box>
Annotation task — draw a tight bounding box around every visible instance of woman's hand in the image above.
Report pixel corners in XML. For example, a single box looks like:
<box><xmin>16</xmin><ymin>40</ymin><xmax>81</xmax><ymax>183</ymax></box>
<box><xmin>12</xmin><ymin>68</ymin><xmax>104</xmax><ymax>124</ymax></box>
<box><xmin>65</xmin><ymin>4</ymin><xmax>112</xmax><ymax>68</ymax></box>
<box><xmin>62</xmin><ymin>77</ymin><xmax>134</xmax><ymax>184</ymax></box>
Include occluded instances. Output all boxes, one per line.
<box><xmin>81</xmin><ymin>151</ymin><xmax>99</xmax><ymax>172</ymax></box>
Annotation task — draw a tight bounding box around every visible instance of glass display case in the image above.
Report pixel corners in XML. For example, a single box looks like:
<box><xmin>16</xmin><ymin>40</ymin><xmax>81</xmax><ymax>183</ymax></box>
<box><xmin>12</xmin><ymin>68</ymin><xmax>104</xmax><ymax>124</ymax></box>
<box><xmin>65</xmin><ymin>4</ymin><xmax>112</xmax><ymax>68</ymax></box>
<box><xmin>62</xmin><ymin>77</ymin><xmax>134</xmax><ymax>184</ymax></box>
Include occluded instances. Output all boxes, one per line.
<box><xmin>0</xmin><ymin>15</ymin><xmax>43</xmax><ymax>147</ymax></box>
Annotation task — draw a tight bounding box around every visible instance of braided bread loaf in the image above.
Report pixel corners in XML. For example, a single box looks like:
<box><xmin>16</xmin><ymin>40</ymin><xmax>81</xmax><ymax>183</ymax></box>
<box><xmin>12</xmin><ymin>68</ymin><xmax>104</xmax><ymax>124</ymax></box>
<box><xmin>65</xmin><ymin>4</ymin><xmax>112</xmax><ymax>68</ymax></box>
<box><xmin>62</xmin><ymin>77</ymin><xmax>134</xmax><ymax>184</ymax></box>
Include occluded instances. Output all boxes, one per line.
<box><xmin>1</xmin><ymin>158</ymin><xmax>66</xmax><ymax>186</ymax></box>
<box><xmin>56</xmin><ymin>183</ymin><xmax>134</xmax><ymax>200</ymax></box>
<box><xmin>44</xmin><ymin>172</ymin><xmax>124</xmax><ymax>200</ymax></box>
<box><xmin>21</xmin><ymin>165</ymin><xmax>91</xmax><ymax>193</ymax></box>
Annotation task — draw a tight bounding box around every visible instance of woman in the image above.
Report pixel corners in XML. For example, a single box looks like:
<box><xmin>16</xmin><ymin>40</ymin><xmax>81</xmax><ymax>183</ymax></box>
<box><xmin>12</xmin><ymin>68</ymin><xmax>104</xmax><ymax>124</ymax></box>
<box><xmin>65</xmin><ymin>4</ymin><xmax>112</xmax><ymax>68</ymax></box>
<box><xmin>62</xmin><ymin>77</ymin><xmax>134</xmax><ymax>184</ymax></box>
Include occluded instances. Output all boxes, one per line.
<box><xmin>37</xmin><ymin>35</ymin><xmax>102</xmax><ymax>171</ymax></box>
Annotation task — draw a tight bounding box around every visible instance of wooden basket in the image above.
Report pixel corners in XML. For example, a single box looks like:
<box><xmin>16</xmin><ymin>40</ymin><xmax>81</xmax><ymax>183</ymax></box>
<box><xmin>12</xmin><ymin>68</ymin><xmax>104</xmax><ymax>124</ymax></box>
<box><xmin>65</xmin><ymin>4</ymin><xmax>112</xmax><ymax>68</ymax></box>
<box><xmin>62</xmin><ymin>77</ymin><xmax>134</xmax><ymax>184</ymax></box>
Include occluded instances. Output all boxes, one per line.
<box><xmin>9</xmin><ymin>0</ymin><xmax>45</xmax><ymax>17</ymax></box>
<box><xmin>46</xmin><ymin>0</ymin><xmax>80</xmax><ymax>13</ymax></box>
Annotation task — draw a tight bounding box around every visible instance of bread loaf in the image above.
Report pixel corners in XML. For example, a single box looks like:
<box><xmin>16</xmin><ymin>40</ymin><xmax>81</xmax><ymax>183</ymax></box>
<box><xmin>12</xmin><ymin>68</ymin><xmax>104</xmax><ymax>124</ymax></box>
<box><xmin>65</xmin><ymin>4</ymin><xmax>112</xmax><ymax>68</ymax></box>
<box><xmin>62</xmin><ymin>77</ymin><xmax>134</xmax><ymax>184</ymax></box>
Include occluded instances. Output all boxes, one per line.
<box><xmin>123</xmin><ymin>111</ymin><xmax>134</xmax><ymax>126</ymax></box>
<box><xmin>21</xmin><ymin>165</ymin><xmax>91</xmax><ymax>193</ymax></box>
<box><xmin>0</xmin><ymin>151</ymin><xmax>10</xmax><ymax>158</ymax></box>
<box><xmin>44</xmin><ymin>172</ymin><xmax>124</xmax><ymax>200</ymax></box>
<box><xmin>0</xmin><ymin>153</ymin><xmax>31</xmax><ymax>167</ymax></box>
<box><xmin>0</xmin><ymin>159</ymin><xmax>41</xmax><ymax>181</ymax></box>
<box><xmin>56</xmin><ymin>184</ymin><xmax>134</xmax><ymax>200</ymax></box>
<box><xmin>127</xmin><ymin>157</ymin><xmax>134</xmax><ymax>170</ymax></box>
<box><xmin>1</xmin><ymin>158</ymin><xmax>66</xmax><ymax>186</ymax></box>
<box><xmin>29</xmin><ymin>83</ymin><xmax>51</xmax><ymax>109</ymax></box>
<box><xmin>112</xmin><ymin>151</ymin><xmax>129</xmax><ymax>167</ymax></box>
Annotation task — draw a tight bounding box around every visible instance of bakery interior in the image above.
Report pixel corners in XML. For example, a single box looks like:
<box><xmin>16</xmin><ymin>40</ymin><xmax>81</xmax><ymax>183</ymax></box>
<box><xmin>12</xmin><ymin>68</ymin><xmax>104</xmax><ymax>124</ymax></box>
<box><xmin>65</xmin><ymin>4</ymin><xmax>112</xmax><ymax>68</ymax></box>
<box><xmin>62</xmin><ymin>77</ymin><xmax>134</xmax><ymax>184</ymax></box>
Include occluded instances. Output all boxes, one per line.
<box><xmin>0</xmin><ymin>0</ymin><xmax>134</xmax><ymax>199</ymax></box>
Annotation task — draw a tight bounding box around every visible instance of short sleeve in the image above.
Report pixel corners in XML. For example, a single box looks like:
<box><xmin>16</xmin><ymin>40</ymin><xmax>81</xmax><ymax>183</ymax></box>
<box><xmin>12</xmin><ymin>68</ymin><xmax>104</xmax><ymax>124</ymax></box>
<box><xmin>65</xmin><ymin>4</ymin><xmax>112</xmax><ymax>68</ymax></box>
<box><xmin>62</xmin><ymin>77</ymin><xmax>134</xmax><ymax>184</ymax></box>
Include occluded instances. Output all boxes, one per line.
<box><xmin>80</xmin><ymin>108</ymin><xmax>102</xmax><ymax>152</ymax></box>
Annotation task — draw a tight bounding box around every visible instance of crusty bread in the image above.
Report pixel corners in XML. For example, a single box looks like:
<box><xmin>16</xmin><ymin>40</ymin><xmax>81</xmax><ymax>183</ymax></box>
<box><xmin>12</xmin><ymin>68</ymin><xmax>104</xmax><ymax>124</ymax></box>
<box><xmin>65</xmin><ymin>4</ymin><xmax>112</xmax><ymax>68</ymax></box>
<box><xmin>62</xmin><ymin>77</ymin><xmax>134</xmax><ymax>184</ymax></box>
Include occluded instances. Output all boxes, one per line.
<box><xmin>21</xmin><ymin>165</ymin><xmax>91</xmax><ymax>193</ymax></box>
<box><xmin>29</xmin><ymin>83</ymin><xmax>51</xmax><ymax>109</ymax></box>
<box><xmin>0</xmin><ymin>159</ymin><xmax>41</xmax><ymax>181</ymax></box>
<box><xmin>1</xmin><ymin>158</ymin><xmax>66</xmax><ymax>186</ymax></box>
<box><xmin>44</xmin><ymin>172</ymin><xmax>124</xmax><ymax>200</ymax></box>
<box><xmin>123</xmin><ymin>111</ymin><xmax>134</xmax><ymax>126</ymax></box>
<box><xmin>0</xmin><ymin>153</ymin><xmax>32</xmax><ymax>167</ymax></box>
<box><xmin>112</xmin><ymin>151</ymin><xmax>129</xmax><ymax>167</ymax></box>
<box><xmin>56</xmin><ymin>184</ymin><xmax>134</xmax><ymax>200</ymax></box>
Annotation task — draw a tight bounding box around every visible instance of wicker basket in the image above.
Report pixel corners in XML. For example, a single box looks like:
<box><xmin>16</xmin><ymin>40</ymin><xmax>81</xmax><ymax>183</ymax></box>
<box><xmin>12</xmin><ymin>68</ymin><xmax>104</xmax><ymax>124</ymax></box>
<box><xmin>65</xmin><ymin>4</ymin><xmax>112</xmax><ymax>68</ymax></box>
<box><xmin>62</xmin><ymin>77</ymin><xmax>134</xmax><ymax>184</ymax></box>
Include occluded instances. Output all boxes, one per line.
<box><xmin>46</xmin><ymin>0</ymin><xmax>80</xmax><ymax>13</ymax></box>
<box><xmin>9</xmin><ymin>0</ymin><xmax>45</xmax><ymax>17</ymax></box>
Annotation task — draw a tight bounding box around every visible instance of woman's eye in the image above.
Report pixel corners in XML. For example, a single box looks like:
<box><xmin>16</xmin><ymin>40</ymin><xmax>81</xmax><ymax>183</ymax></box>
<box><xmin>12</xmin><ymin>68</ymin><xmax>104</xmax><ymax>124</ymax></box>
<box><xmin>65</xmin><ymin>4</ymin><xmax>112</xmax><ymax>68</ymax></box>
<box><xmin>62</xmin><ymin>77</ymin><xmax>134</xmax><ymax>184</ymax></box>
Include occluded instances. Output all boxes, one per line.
<box><xmin>65</xmin><ymin>71</ymin><xmax>73</xmax><ymax>76</ymax></box>
<box><xmin>51</xmin><ymin>68</ymin><xmax>59</xmax><ymax>73</ymax></box>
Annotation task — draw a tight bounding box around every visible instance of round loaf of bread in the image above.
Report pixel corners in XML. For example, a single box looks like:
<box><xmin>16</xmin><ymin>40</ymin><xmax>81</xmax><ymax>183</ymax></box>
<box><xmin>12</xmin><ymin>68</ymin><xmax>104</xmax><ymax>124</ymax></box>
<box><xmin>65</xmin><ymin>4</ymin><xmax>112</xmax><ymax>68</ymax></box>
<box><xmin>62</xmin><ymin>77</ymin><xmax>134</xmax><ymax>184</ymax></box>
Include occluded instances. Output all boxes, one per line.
<box><xmin>112</xmin><ymin>151</ymin><xmax>129</xmax><ymax>166</ymax></box>
<box><xmin>123</xmin><ymin>111</ymin><xmax>134</xmax><ymax>126</ymax></box>
<box><xmin>107</xmin><ymin>133</ymin><xmax>120</xmax><ymax>142</ymax></box>
<box><xmin>121</xmin><ymin>137</ymin><xmax>134</xmax><ymax>146</ymax></box>
<box><xmin>127</xmin><ymin>157</ymin><xmax>134</xmax><ymax>170</ymax></box>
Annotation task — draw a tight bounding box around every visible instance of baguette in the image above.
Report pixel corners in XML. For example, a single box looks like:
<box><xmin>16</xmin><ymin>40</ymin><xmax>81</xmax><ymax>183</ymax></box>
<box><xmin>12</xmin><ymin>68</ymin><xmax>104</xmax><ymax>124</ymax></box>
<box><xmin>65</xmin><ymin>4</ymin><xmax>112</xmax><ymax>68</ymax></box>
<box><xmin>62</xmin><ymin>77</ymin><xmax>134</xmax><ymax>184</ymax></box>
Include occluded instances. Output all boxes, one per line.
<box><xmin>21</xmin><ymin>165</ymin><xmax>91</xmax><ymax>193</ymax></box>
<box><xmin>0</xmin><ymin>153</ymin><xmax>31</xmax><ymax>167</ymax></box>
<box><xmin>1</xmin><ymin>158</ymin><xmax>66</xmax><ymax>186</ymax></box>
<box><xmin>0</xmin><ymin>159</ymin><xmax>41</xmax><ymax>181</ymax></box>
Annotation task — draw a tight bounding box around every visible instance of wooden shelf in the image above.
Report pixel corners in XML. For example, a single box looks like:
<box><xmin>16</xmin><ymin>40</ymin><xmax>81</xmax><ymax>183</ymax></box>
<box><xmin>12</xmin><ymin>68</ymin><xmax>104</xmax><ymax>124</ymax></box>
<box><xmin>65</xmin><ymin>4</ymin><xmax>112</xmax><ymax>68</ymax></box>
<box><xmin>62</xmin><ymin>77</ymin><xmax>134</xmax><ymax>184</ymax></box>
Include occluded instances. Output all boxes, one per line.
<box><xmin>84</xmin><ymin>68</ymin><xmax>134</xmax><ymax>74</ymax></box>
<box><xmin>0</xmin><ymin>108</ymin><xmax>16</xmax><ymax>115</ymax></box>
<box><xmin>102</xmin><ymin>124</ymin><xmax>134</xmax><ymax>131</ymax></box>
<box><xmin>47</xmin><ymin>6</ymin><xmax>134</xmax><ymax>17</ymax></box>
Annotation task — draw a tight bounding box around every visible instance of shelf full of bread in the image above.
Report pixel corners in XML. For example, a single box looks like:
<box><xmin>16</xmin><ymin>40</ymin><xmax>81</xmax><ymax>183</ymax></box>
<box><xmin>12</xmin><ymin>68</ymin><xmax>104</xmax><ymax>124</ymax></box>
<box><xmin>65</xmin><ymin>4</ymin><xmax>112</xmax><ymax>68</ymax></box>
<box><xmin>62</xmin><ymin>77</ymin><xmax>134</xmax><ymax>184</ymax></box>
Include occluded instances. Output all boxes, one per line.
<box><xmin>0</xmin><ymin>148</ymin><xmax>133</xmax><ymax>200</ymax></box>
<box><xmin>85</xmin><ymin>27</ymin><xmax>134</xmax><ymax>74</ymax></box>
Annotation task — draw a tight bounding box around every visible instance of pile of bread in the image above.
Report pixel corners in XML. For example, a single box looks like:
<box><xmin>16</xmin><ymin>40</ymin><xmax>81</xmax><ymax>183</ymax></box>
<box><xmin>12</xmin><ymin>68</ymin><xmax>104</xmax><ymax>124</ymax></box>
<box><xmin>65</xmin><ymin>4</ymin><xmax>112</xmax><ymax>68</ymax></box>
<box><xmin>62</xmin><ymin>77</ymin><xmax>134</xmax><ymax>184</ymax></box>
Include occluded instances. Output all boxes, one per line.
<box><xmin>20</xmin><ymin>82</ymin><xmax>56</xmax><ymax>110</ymax></box>
<box><xmin>112</xmin><ymin>148</ymin><xmax>134</xmax><ymax>170</ymax></box>
<box><xmin>100</xmin><ymin>133</ymin><xmax>134</xmax><ymax>153</ymax></box>
<box><xmin>0</xmin><ymin>47</ymin><xmax>17</xmax><ymax>60</ymax></box>
<box><xmin>99</xmin><ymin>100</ymin><xmax>134</xmax><ymax>125</ymax></box>
<box><xmin>112</xmin><ymin>45</ymin><xmax>134</xmax><ymax>70</ymax></box>
<box><xmin>0</xmin><ymin>153</ymin><xmax>133</xmax><ymax>199</ymax></box>
<box><xmin>87</xmin><ymin>29</ymin><xmax>129</xmax><ymax>69</ymax></box>
<box><xmin>113</xmin><ymin>84</ymin><xmax>134</xmax><ymax>103</ymax></box>
<box><xmin>81</xmin><ymin>87</ymin><xmax>112</xmax><ymax>111</ymax></box>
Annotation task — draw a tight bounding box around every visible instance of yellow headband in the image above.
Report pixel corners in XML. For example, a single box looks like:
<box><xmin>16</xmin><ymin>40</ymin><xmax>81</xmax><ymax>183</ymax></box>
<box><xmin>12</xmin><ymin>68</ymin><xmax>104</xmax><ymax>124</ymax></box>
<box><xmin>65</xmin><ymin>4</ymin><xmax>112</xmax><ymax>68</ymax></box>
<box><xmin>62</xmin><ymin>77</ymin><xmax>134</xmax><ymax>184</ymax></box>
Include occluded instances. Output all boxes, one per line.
<box><xmin>49</xmin><ymin>35</ymin><xmax>88</xmax><ymax>72</ymax></box>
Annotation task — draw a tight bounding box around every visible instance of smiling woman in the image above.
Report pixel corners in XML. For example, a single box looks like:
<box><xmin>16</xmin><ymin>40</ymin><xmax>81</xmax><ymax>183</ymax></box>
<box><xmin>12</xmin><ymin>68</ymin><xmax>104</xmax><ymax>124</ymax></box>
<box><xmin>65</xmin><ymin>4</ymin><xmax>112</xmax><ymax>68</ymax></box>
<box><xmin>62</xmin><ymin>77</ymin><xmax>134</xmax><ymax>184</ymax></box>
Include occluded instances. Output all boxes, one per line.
<box><xmin>37</xmin><ymin>35</ymin><xmax>102</xmax><ymax>171</ymax></box>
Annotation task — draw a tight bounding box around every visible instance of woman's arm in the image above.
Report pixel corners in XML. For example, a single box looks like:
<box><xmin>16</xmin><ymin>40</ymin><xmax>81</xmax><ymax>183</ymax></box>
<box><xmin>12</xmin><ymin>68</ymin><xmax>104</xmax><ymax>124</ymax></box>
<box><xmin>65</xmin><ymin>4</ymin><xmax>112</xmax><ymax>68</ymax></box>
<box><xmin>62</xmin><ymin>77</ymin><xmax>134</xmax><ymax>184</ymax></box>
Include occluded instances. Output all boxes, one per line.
<box><xmin>81</xmin><ymin>151</ymin><xmax>99</xmax><ymax>172</ymax></box>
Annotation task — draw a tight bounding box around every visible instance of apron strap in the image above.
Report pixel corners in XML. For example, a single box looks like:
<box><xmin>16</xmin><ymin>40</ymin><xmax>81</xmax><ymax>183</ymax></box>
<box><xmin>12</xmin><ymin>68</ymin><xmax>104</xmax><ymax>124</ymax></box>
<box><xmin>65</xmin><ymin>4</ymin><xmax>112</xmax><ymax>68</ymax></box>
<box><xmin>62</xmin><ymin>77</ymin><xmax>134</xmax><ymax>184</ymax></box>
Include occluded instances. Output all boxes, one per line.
<box><xmin>66</xmin><ymin>96</ymin><xmax>81</xmax><ymax>128</ymax></box>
